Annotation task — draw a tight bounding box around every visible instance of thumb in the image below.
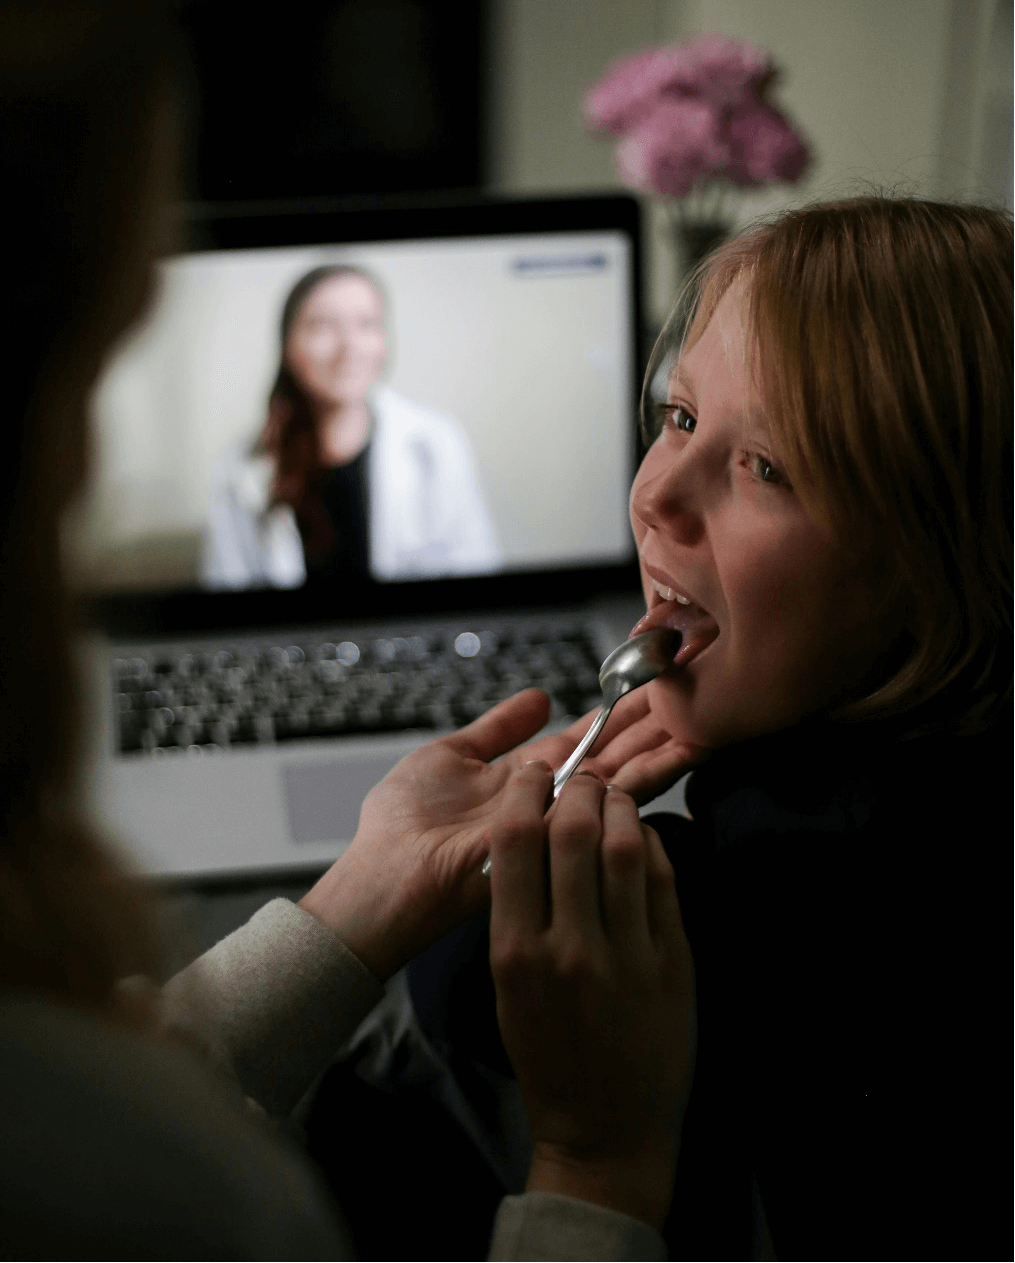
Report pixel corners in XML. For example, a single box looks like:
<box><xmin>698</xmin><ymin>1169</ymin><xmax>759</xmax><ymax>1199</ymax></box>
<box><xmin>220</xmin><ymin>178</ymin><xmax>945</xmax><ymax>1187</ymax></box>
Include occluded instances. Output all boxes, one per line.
<box><xmin>444</xmin><ymin>688</ymin><xmax>552</xmax><ymax>763</ymax></box>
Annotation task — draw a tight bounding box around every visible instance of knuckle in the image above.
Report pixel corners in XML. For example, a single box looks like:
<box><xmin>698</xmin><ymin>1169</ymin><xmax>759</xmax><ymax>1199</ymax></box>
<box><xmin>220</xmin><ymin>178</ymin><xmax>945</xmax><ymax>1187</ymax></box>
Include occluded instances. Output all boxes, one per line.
<box><xmin>555</xmin><ymin>946</ymin><xmax>599</xmax><ymax>986</ymax></box>
<box><xmin>490</xmin><ymin>932</ymin><xmax>538</xmax><ymax>978</ymax></box>
<box><xmin>603</xmin><ymin>827</ymin><xmax>646</xmax><ymax>873</ymax></box>
<box><xmin>551</xmin><ymin>818</ymin><xmax>596</xmax><ymax>854</ymax></box>
<box><xmin>648</xmin><ymin>858</ymin><xmax>678</xmax><ymax>896</ymax></box>
<box><xmin>494</xmin><ymin>811</ymin><xmax>541</xmax><ymax>847</ymax></box>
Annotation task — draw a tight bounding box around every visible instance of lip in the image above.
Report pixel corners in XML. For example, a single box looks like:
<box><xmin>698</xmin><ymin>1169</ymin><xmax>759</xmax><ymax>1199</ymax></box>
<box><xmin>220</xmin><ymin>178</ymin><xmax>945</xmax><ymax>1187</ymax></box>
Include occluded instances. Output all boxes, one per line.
<box><xmin>633</xmin><ymin>563</ymin><xmax>720</xmax><ymax>668</ymax></box>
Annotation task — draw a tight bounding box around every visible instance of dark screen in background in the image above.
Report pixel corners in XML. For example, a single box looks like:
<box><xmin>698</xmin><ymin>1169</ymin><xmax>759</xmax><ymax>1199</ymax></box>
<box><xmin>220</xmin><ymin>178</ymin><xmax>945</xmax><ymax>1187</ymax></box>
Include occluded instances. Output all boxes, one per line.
<box><xmin>178</xmin><ymin>0</ymin><xmax>488</xmax><ymax>202</ymax></box>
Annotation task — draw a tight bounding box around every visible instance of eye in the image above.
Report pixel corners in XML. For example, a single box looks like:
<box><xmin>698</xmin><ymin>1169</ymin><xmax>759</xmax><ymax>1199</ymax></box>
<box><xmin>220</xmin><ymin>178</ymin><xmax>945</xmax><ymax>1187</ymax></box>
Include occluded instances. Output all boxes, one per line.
<box><xmin>653</xmin><ymin>403</ymin><xmax>696</xmax><ymax>437</ymax></box>
<box><xmin>748</xmin><ymin>452</ymin><xmax>790</xmax><ymax>488</ymax></box>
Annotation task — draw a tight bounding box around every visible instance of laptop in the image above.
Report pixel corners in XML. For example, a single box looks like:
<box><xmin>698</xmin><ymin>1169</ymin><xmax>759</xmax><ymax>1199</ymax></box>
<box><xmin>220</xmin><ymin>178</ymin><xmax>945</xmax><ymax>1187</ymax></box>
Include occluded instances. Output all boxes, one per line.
<box><xmin>82</xmin><ymin>194</ymin><xmax>655</xmax><ymax>881</ymax></box>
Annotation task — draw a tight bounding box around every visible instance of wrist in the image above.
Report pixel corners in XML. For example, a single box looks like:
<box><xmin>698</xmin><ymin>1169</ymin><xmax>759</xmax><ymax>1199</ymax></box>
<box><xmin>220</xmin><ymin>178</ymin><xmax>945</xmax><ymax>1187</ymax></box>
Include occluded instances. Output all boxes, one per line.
<box><xmin>525</xmin><ymin>1138</ymin><xmax>677</xmax><ymax>1231</ymax></box>
<box><xmin>298</xmin><ymin>850</ymin><xmax>405</xmax><ymax>981</ymax></box>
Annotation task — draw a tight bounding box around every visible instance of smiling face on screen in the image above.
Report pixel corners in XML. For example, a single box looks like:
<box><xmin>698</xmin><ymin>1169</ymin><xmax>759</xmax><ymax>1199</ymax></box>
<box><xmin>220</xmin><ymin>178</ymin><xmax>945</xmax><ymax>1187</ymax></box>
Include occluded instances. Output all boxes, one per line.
<box><xmin>285</xmin><ymin>273</ymin><xmax>388</xmax><ymax>410</ymax></box>
<box><xmin>628</xmin><ymin>282</ymin><xmax>904</xmax><ymax>751</ymax></box>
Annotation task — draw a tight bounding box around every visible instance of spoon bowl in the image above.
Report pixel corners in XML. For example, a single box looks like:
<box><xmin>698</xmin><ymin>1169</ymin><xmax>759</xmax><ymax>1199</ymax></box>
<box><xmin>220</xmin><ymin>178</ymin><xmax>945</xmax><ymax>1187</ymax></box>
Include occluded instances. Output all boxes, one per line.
<box><xmin>551</xmin><ymin>626</ymin><xmax>681</xmax><ymax>797</ymax></box>
<box><xmin>597</xmin><ymin>625</ymin><xmax>683</xmax><ymax>707</ymax></box>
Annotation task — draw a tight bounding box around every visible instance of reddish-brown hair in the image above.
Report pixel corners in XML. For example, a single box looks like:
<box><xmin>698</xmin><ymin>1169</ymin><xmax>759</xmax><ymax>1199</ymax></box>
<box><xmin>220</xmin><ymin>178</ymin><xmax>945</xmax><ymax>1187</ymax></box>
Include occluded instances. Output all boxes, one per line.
<box><xmin>643</xmin><ymin>197</ymin><xmax>1013</xmax><ymax>732</ymax></box>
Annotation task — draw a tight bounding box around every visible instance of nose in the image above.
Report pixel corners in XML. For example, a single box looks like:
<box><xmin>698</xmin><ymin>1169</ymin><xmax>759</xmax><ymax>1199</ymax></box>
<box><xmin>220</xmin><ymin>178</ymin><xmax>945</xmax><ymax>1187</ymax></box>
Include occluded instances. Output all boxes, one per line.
<box><xmin>630</xmin><ymin>449</ymin><xmax>705</xmax><ymax>546</ymax></box>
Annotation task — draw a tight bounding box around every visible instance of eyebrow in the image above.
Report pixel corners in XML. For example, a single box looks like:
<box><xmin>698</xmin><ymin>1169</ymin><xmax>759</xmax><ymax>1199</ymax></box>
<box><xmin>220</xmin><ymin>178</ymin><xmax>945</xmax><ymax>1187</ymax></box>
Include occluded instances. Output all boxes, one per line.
<box><xmin>671</xmin><ymin>362</ymin><xmax>771</xmax><ymax>435</ymax></box>
<box><xmin>670</xmin><ymin>364</ymin><xmax>695</xmax><ymax>397</ymax></box>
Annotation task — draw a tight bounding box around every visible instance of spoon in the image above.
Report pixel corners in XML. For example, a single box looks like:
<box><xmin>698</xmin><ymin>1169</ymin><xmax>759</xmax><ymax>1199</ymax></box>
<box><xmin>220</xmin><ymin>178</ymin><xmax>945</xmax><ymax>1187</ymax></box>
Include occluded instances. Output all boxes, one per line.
<box><xmin>481</xmin><ymin>625</ymin><xmax>681</xmax><ymax>876</ymax></box>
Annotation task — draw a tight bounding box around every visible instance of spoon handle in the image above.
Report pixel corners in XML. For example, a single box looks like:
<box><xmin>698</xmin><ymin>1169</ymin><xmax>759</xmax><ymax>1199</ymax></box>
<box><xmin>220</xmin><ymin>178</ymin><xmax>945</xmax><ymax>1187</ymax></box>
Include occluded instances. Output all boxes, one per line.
<box><xmin>481</xmin><ymin>701</ymin><xmax>615</xmax><ymax>877</ymax></box>
<box><xmin>552</xmin><ymin>700</ymin><xmax>614</xmax><ymax>798</ymax></box>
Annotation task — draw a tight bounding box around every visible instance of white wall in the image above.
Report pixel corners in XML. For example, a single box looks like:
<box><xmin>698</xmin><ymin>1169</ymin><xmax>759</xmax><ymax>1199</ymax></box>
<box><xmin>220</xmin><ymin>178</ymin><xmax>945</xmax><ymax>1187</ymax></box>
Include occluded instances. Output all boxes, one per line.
<box><xmin>488</xmin><ymin>0</ymin><xmax>1013</xmax><ymax>322</ymax></box>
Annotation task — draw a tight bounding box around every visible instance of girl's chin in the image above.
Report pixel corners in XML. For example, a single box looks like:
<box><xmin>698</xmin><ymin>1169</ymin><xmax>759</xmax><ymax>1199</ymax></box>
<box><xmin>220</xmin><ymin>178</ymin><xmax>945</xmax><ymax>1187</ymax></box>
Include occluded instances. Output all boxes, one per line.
<box><xmin>646</xmin><ymin>677</ymin><xmax>709</xmax><ymax>747</ymax></box>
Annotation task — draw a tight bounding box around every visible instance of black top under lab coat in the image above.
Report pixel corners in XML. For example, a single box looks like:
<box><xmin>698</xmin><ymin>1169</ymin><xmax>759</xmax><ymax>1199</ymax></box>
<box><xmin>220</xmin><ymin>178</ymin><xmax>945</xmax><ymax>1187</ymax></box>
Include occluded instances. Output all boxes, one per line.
<box><xmin>303</xmin><ymin>446</ymin><xmax>371</xmax><ymax>582</ymax></box>
<box><xmin>406</xmin><ymin>713</ymin><xmax>1012</xmax><ymax>1261</ymax></box>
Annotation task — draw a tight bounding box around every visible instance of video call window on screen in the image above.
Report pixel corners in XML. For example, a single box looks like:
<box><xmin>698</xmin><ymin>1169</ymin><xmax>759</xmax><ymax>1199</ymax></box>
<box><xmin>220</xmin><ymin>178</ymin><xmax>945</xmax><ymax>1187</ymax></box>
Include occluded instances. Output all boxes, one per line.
<box><xmin>85</xmin><ymin>231</ymin><xmax>636</xmax><ymax>595</ymax></box>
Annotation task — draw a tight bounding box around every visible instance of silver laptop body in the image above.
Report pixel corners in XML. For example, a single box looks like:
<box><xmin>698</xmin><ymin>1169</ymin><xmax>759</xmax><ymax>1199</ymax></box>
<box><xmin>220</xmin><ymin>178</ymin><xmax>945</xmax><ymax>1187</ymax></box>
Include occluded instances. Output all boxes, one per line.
<box><xmin>83</xmin><ymin>196</ymin><xmax>655</xmax><ymax>881</ymax></box>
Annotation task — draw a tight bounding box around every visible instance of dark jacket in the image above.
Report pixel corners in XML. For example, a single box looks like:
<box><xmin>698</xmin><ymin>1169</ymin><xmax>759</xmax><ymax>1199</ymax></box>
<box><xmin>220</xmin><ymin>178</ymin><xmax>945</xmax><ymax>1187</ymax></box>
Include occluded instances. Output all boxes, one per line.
<box><xmin>652</xmin><ymin>714</ymin><xmax>1012</xmax><ymax>1260</ymax></box>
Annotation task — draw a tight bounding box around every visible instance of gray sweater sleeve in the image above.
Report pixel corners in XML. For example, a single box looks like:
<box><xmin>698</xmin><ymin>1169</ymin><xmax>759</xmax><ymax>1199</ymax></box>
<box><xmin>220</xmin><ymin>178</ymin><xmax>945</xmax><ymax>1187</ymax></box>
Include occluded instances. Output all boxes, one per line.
<box><xmin>161</xmin><ymin>900</ymin><xmax>670</xmax><ymax>1261</ymax></box>
<box><xmin>162</xmin><ymin>897</ymin><xmax>385</xmax><ymax>1115</ymax></box>
<box><xmin>489</xmin><ymin>1193</ymin><xmax>667</xmax><ymax>1260</ymax></box>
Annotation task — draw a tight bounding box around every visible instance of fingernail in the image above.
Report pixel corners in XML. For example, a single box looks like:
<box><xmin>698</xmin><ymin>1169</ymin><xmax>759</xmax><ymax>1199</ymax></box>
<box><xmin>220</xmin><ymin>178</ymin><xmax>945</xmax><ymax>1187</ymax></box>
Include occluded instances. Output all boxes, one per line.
<box><xmin>524</xmin><ymin>759</ymin><xmax>551</xmax><ymax>773</ymax></box>
<box><xmin>574</xmin><ymin>768</ymin><xmax>604</xmax><ymax>784</ymax></box>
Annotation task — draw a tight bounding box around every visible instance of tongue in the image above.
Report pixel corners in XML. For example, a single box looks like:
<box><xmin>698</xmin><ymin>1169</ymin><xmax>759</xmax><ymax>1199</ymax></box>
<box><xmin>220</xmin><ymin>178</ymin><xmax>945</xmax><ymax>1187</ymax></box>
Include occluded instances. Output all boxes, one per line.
<box><xmin>630</xmin><ymin>599</ymin><xmax>720</xmax><ymax>664</ymax></box>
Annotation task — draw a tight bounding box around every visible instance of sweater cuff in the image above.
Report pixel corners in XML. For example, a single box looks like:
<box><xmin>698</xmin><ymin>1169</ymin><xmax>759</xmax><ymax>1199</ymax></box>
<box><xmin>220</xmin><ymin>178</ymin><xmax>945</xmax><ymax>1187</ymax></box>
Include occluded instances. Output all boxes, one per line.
<box><xmin>489</xmin><ymin>1192</ymin><xmax>667</xmax><ymax>1261</ymax></box>
<box><xmin>164</xmin><ymin>898</ymin><xmax>385</xmax><ymax>1115</ymax></box>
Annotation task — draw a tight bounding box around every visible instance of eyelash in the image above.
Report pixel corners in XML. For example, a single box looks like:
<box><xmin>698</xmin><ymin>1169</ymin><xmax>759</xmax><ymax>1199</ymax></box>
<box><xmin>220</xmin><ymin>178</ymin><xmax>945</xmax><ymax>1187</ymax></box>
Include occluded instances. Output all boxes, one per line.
<box><xmin>654</xmin><ymin>403</ymin><xmax>791</xmax><ymax>488</ymax></box>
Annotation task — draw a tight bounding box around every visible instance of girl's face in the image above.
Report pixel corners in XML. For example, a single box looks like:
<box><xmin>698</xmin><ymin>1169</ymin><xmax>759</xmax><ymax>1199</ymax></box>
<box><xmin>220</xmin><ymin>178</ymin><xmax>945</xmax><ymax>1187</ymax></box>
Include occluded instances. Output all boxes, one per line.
<box><xmin>285</xmin><ymin>274</ymin><xmax>387</xmax><ymax>409</ymax></box>
<box><xmin>629</xmin><ymin>282</ymin><xmax>902</xmax><ymax>750</ymax></box>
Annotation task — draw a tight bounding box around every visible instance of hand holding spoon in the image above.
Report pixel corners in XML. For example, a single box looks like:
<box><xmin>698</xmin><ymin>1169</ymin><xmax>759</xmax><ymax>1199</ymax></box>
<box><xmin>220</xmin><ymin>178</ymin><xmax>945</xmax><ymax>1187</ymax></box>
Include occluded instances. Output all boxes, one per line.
<box><xmin>481</xmin><ymin>625</ymin><xmax>681</xmax><ymax>876</ymax></box>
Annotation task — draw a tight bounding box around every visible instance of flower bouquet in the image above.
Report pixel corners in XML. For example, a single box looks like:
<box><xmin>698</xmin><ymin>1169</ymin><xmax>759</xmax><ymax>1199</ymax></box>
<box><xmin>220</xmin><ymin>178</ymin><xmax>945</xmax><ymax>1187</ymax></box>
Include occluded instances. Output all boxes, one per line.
<box><xmin>585</xmin><ymin>34</ymin><xmax>811</xmax><ymax>278</ymax></box>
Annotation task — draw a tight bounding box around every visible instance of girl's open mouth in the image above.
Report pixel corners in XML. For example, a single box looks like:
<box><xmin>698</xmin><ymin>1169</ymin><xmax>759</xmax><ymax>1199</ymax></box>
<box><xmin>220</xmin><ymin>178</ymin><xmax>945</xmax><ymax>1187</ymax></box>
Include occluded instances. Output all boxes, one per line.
<box><xmin>630</xmin><ymin>598</ymin><xmax>720</xmax><ymax>669</ymax></box>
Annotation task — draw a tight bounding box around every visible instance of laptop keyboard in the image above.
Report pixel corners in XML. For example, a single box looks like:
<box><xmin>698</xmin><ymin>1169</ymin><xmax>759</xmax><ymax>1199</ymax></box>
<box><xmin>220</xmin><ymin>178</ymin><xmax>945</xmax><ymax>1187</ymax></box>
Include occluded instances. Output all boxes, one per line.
<box><xmin>112</xmin><ymin>621</ymin><xmax>605</xmax><ymax>756</ymax></box>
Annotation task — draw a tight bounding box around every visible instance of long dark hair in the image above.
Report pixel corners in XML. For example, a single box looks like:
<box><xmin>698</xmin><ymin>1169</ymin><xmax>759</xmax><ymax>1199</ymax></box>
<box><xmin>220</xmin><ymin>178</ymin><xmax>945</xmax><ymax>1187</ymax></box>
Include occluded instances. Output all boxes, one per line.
<box><xmin>0</xmin><ymin>1</ymin><xmax>175</xmax><ymax>1003</ymax></box>
<box><xmin>258</xmin><ymin>264</ymin><xmax>385</xmax><ymax>564</ymax></box>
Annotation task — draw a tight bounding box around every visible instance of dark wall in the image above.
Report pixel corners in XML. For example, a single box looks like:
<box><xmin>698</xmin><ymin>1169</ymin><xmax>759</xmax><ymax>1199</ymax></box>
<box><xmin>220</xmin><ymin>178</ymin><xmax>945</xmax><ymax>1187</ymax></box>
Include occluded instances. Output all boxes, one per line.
<box><xmin>179</xmin><ymin>0</ymin><xmax>488</xmax><ymax>202</ymax></box>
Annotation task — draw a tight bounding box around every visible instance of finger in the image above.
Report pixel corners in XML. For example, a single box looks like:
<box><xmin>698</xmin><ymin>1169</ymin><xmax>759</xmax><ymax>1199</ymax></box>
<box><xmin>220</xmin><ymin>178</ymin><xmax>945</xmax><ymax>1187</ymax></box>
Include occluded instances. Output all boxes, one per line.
<box><xmin>585</xmin><ymin>689</ymin><xmax>654</xmax><ymax>755</ymax></box>
<box><xmin>600</xmin><ymin>788</ymin><xmax>652</xmax><ymax>963</ymax></box>
<box><xmin>520</xmin><ymin>726</ymin><xmax>589</xmax><ymax>775</ymax></box>
<box><xmin>582</xmin><ymin>710</ymin><xmax>672</xmax><ymax>777</ymax></box>
<box><xmin>643</xmin><ymin>825</ymin><xmax>695</xmax><ymax>993</ymax></box>
<box><xmin>531</xmin><ymin>690</ymin><xmax>654</xmax><ymax>766</ymax></box>
<box><xmin>547</xmin><ymin>771</ymin><xmax>606</xmax><ymax>942</ymax></box>
<box><xmin>489</xmin><ymin>760</ymin><xmax>555</xmax><ymax>939</ymax></box>
<box><xmin>446</xmin><ymin>689</ymin><xmax>552</xmax><ymax>764</ymax></box>
<box><xmin>606</xmin><ymin>738</ymin><xmax>710</xmax><ymax>805</ymax></box>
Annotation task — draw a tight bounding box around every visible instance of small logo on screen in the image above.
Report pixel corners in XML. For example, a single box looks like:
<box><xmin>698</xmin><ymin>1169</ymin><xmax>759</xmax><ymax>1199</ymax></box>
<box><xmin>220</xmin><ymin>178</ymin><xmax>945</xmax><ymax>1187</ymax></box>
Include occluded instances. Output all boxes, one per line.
<box><xmin>511</xmin><ymin>253</ymin><xmax>609</xmax><ymax>277</ymax></box>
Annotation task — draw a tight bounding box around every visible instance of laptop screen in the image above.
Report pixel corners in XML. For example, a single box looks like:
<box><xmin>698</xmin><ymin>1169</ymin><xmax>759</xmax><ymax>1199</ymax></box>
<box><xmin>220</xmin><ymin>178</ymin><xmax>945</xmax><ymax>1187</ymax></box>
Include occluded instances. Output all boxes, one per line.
<box><xmin>83</xmin><ymin>197</ymin><xmax>643</xmax><ymax>629</ymax></box>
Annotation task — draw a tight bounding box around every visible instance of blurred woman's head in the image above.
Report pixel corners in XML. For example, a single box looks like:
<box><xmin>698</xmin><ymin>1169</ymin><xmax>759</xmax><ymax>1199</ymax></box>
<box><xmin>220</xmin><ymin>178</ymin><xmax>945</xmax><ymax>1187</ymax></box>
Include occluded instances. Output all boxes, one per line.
<box><xmin>0</xmin><ymin>0</ymin><xmax>179</xmax><ymax>1000</ymax></box>
<box><xmin>282</xmin><ymin>267</ymin><xmax>388</xmax><ymax>410</ymax></box>
<box><xmin>632</xmin><ymin>197</ymin><xmax>1012</xmax><ymax>749</ymax></box>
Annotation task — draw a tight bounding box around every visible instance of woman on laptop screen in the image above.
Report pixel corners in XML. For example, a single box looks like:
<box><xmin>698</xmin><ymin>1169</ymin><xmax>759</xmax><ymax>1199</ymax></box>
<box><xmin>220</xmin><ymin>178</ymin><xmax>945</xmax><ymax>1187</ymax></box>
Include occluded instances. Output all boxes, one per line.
<box><xmin>201</xmin><ymin>264</ymin><xmax>502</xmax><ymax>588</ymax></box>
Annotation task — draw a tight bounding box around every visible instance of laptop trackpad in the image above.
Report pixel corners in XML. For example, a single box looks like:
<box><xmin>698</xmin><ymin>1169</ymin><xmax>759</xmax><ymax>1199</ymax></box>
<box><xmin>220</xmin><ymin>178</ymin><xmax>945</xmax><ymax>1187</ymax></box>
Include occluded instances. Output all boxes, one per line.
<box><xmin>283</xmin><ymin>755</ymin><xmax>399</xmax><ymax>845</ymax></box>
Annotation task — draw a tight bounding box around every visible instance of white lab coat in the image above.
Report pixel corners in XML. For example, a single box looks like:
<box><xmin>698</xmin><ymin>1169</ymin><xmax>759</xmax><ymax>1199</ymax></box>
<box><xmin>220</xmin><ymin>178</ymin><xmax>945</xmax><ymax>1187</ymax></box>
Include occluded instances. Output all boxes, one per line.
<box><xmin>201</xmin><ymin>386</ymin><xmax>503</xmax><ymax>588</ymax></box>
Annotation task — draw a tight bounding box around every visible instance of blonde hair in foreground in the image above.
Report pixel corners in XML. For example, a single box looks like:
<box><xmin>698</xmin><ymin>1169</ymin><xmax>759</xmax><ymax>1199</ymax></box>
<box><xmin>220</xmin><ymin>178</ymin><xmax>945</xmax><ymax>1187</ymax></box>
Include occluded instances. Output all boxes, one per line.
<box><xmin>643</xmin><ymin>197</ymin><xmax>1013</xmax><ymax>732</ymax></box>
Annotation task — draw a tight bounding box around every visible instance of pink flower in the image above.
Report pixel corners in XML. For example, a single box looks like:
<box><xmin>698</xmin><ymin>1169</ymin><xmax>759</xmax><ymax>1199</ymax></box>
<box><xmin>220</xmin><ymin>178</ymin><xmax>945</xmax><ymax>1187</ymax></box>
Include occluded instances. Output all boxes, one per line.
<box><xmin>666</xmin><ymin>33</ymin><xmax>774</xmax><ymax>105</ymax></box>
<box><xmin>584</xmin><ymin>34</ymin><xmax>775</xmax><ymax>133</ymax></box>
<box><xmin>617</xmin><ymin>99</ymin><xmax>728</xmax><ymax>199</ymax></box>
<box><xmin>584</xmin><ymin>47</ymin><xmax>685</xmax><ymax>132</ymax></box>
<box><xmin>584</xmin><ymin>33</ymin><xmax>810</xmax><ymax>197</ymax></box>
<box><xmin>726</xmin><ymin>101</ymin><xmax>810</xmax><ymax>185</ymax></box>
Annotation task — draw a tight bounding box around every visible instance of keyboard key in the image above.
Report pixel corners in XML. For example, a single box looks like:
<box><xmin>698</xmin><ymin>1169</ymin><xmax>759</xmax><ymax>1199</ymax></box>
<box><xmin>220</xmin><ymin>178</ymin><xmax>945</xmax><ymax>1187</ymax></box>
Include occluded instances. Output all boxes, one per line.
<box><xmin>454</xmin><ymin>632</ymin><xmax>482</xmax><ymax>658</ymax></box>
<box><xmin>114</xmin><ymin>622</ymin><xmax>604</xmax><ymax>754</ymax></box>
